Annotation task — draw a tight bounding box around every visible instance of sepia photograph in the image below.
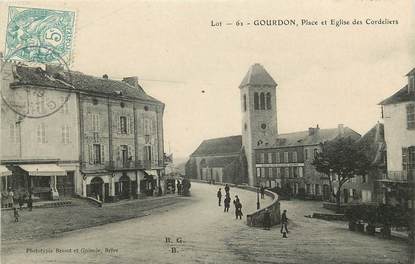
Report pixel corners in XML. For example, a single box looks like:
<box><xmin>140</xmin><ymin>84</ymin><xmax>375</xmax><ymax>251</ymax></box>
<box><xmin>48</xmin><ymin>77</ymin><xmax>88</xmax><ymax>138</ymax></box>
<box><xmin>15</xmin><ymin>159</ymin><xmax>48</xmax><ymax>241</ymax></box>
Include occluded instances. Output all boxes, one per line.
<box><xmin>0</xmin><ymin>1</ymin><xmax>414</xmax><ymax>263</ymax></box>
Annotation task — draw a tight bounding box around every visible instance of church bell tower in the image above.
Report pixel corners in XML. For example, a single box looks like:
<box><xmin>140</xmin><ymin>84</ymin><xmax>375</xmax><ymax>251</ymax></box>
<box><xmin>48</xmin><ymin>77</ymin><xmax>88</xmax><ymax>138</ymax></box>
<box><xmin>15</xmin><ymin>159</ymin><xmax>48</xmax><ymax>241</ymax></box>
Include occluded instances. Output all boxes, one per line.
<box><xmin>239</xmin><ymin>63</ymin><xmax>278</xmax><ymax>186</ymax></box>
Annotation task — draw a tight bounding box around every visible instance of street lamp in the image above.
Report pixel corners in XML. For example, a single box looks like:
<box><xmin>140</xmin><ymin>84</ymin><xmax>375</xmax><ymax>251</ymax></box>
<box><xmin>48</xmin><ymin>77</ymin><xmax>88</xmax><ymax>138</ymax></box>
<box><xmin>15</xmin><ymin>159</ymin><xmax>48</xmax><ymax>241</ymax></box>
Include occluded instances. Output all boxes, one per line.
<box><xmin>257</xmin><ymin>187</ymin><xmax>260</xmax><ymax>210</ymax></box>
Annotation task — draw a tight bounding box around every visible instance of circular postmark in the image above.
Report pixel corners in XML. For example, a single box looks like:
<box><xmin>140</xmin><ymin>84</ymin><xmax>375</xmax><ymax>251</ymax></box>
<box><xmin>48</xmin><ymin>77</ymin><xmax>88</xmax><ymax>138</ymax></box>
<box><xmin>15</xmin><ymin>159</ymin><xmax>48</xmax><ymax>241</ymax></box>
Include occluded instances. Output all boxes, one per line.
<box><xmin>1</xmin><ymin>45</ymin><xmax>74</xmax><ymax>119</ymax></box>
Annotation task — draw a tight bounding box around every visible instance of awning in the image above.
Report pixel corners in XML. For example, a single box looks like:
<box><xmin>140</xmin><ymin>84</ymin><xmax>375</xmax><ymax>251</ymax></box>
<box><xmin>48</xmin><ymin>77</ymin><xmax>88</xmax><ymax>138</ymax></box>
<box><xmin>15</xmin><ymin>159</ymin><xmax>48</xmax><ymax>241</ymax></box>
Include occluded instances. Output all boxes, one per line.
<box><xmin>0</xmin><ymin>166</ymin><xmax>12</xmax><ymax>177</ymax></box>
<box><xmin>144</xmin><ymin>170</ymin><xmax>158</xmax><ymax>177</ymax></box>
<box><xmin>19</xmin><ymin>164</ymin><xmax>66</xmax><ymax>176</ymax></box>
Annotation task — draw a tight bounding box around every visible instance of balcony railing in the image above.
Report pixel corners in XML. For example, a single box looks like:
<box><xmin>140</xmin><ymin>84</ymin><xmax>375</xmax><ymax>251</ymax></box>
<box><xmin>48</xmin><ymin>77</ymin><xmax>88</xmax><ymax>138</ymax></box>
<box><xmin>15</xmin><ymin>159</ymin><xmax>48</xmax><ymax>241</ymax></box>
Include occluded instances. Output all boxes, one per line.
<box><xmin>380</xmin><ymin>170</ymin><xmax>414</xmax><ymax>182</ymax></box>
<box><xmin>105</xmin><ymin>160</ymin><xmax>164</xmax><ymax>170</ymax></box>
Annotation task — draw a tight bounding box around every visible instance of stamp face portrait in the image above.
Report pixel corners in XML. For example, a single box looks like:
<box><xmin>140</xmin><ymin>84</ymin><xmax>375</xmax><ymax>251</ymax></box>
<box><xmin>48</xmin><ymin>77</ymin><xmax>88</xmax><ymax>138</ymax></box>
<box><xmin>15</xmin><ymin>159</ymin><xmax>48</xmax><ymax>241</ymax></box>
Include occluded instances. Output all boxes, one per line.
<box><xmin>5</xmin><ymin>6</ymin><xmax>75</xmax><ymax>64</ymax></box>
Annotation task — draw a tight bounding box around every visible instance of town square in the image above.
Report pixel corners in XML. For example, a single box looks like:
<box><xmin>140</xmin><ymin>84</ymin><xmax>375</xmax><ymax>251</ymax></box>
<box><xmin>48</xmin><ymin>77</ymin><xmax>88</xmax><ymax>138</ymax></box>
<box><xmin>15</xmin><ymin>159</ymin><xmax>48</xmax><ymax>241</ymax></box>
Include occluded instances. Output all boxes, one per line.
<box><xmin>0</xmin><ymin>1</ymin><xmax>414</xmax><ymax>263</ymax></box>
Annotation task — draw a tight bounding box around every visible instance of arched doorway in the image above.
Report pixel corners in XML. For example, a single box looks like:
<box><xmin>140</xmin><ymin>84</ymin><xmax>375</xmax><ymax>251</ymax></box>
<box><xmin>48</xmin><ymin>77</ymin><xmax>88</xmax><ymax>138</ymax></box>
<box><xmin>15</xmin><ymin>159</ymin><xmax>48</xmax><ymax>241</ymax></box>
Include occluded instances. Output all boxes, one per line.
<box><xmin>199</xmin><ymin>159</ymin><xmax>207</xmax><ymax>180</ymax></box>
<box><xmin>90</xmin><ymin>177</ymin><xmax>104</xmax><ymax>201</ymax></box>
<box><xmin>119</xmin><ymin>175</ymin><xmax>131</xmax><ymax>199</ymax></box>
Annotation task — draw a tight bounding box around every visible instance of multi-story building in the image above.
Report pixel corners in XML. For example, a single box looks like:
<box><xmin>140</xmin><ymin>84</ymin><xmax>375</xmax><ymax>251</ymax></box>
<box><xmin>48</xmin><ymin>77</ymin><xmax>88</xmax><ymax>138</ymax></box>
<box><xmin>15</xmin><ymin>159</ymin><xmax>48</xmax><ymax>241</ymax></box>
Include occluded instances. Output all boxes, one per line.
<box><xmin>379</xmin><ymin>68</ymin><xmax>415</xmax><ymax>208</ymax></box>
<box><xmin>333</xmin><ymin>122</ymin><xmax>387</xmax><ymax>205</ymax></box>
<box><xmin>1</xmin><ymin>61</ymin><xmax>165</xmax><ymax>203</ymax></box>
<box><xmin>255</xmin><ymin>124</ymin><xmax>360</xmax><ymax>200</ymax></box>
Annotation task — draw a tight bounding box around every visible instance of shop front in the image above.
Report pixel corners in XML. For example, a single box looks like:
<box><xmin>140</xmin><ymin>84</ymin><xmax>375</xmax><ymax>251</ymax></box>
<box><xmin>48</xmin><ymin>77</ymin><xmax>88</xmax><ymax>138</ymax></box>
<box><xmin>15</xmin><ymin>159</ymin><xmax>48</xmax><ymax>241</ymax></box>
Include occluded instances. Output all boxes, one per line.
<box><xmin>140</xmin><ymin>170</ymin><xmax>158</xmax><ymax>196</ymax></box>
<box><xmin>19</xmin><ymin>164</ymin><xmax>67</xmax><ymax>200</ymax></box>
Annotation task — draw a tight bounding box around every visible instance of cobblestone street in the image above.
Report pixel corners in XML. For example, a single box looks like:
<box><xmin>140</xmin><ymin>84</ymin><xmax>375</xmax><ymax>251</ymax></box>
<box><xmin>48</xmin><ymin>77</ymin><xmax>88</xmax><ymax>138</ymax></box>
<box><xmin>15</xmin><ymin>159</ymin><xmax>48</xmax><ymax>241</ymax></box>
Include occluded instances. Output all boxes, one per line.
<box><xmin>1</xmin><ymin>183</ymin><xmax>412</xmax><ymax>264</ymax></box>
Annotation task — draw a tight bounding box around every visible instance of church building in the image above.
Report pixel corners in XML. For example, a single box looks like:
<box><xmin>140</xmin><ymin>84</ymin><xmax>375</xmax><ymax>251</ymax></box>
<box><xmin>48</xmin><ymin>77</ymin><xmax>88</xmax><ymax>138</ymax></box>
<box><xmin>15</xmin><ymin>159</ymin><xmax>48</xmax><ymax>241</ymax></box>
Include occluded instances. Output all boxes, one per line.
<box><xmin>186</xmin><ymin>63</ymin><xmax>360</xmax><ymax>195</ymax></box>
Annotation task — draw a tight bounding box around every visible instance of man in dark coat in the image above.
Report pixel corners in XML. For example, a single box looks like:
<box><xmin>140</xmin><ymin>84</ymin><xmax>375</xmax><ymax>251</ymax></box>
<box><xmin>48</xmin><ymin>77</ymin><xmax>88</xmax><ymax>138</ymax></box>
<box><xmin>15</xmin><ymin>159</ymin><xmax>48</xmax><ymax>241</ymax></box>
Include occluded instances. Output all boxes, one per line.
<box><xmin>263</xmin><ymin>208</ymin><xmax>271</xmax><ymax>230</ymax></box>
<box><xmin>225</xmin><ymin>184</ymin><xmax>230</xmax><ymax>195</ymax></box>
<box><xmin>260</xmin><ymin>185</ymin><xmax>265</xmax><ymax>199</ymax></box>
<box><xmin>233</xmin><ymin>196</ymin><xmax>242</xmax><ymax>219</ymax></box>
<box><xmin>27</xmin><ymin>192</ymin><xmax>33</xmax><ymax>211</ymax></box>
<box><xmin>224</xmin><ymin>194</ymin><xmax>230</xmax><ymax>212</ymax></box>
<box><xmin>217</xmin><ymin>188</ymin><xmax>222</xmax><ymax>206</ymax></box>
<box><xmin>281</xmin><ymin>209</ymin><xmax>289</xmax><ymax>236</ymax></box>
<box><xmin>177</xmin><ymin>181</ymin><xmax>182</xmax><ymax>195</ymax></box>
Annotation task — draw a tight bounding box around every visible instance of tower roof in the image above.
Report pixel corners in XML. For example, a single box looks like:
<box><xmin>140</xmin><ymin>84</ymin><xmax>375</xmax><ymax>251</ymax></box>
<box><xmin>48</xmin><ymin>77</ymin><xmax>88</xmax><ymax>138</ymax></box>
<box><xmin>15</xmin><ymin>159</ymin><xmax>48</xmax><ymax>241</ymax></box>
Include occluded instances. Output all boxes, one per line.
<box><xmin>239</xmin><ymin>63</ymin><xmax>277</xmax><ymax>88</ymax></box>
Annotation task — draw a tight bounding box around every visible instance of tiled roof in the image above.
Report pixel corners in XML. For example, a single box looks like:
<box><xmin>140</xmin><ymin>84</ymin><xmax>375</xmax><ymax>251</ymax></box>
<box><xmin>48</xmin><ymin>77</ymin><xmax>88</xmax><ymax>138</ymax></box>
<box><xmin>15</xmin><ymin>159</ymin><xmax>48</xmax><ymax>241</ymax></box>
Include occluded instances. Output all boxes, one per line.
<box><xmin>239</xmin><ymin>63</ymin><xmax>277</xmax><ymax>88</ymax></box>
<box><xmin>356</xmin><ymin>123</ymin><xmax>385</xmax><ymax>165</ymax></box>
<box><xmin>406</xmin><ymin>68</ymin><xmax>415</xmax><ymax>76</ymax></box>
<box><xmin>268</xmin><ymin>127</ymin><xmax>361</xmax><ymax>148</ymax></box>
<box><xmin>191</xmin><ymin>135</ymin><xmax>242</xmax><ymax>157</ymax></box>
<box><xmin>11</xmin><ymin>65</ymin><xmax>162</xmax><ymax>103</ymax></box>
<box><xmin>378</xmin><ymin>85</ymin><xmax>414</xmax><ymax>105</ymax></box>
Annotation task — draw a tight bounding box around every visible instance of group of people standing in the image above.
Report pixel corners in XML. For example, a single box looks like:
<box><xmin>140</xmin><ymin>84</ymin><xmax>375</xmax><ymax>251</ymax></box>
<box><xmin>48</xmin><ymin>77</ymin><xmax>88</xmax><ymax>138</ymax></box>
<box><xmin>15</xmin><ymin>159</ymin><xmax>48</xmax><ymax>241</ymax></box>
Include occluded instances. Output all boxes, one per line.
<box><xmin>2</xmin><ymin>187</ymin><xmax>34</xmax><ymax>222</ymax></box>
<box><xmin>217</xmin><ymin>184</ymin><xmax>243</xmax><ymax>220</ymax></box>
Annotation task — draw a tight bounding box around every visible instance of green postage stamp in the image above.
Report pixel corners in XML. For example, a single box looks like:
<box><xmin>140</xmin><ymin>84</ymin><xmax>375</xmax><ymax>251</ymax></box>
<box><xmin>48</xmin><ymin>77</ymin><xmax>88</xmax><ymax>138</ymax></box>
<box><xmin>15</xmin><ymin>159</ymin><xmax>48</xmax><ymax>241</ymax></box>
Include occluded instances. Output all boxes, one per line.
<box><xmin>5</xmin><ymin>6</ymin><xmax>75</xmax><ymax>64</ymax></box>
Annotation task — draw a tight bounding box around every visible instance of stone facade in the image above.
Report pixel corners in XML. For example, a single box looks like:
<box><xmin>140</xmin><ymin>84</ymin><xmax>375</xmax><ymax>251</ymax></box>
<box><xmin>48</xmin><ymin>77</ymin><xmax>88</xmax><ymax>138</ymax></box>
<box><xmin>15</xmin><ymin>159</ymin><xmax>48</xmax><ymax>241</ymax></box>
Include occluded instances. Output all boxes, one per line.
<box><xmin>0</xmin><ymin>62</ymin><xmax>165</xmax><ymax>203</ymax></box>
<box><xmin>379</xmin><ymin>68</ymin><xmax>415</xmax><ymax>208</ymax></box>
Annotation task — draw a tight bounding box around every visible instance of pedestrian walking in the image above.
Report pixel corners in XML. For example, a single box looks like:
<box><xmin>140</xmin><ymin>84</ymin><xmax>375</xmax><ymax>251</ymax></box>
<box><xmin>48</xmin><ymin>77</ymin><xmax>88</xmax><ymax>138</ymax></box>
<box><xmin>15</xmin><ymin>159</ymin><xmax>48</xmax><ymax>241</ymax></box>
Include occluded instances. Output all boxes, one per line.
<box><xmin>224</xmin><ymin>194</ymin><xmax>230</xmax><ymax>212</ymax></box>
<box><xmin>263</xmin><ymin>208</ymin><xmax>271</xmax><ymax>230</ymax></box>
<box><xmin>217</xmin><ymin>188</ymin><xmax>222</xmax><ymax>206</ymax></box>
<box><xmin>280</xmin><ymin>209</ymin><xmax>289</xmax><ymax>237</ymax></box>
<box><xmin>7</xmin><ymin>187</ymin><xmax>14</xmax><ymax>208</ymax></box>
<box><xmin>13</xmin><ymin>207</ymin><xmax>19</xmax><ymax>222</ymax></box>
<box><xmin>260</xmin><ymin>185</ymin><xmax>265</xmax><ymax>199</ymax></box>
<box><xmin>225</xmin><ymin>184</ymin><xmax>230</xmax><ymax>195</ymax></box>
<box><xmin>234</xmin><ymin>196</ymin><xmax>243</xmax><ymax>220</ymax></box>
<box><xmin>27</xmin><ymin>192</ymin><xmax>33</xmax><ymax>211</ymax></box>
<box><xmin>177</xmin><ymin>181</ymin><xmax>182</xmax><ymax>195</ymax></box>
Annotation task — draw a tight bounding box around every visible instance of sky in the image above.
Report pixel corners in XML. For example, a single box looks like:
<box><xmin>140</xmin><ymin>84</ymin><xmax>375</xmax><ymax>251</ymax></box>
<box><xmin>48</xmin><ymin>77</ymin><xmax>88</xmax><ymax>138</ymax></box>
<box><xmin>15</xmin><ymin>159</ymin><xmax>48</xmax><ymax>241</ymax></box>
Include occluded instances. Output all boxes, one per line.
<box><xmin>0</xmin><ymin>0</ymin><xmax>414</xmax><ymax>161</ymax></box>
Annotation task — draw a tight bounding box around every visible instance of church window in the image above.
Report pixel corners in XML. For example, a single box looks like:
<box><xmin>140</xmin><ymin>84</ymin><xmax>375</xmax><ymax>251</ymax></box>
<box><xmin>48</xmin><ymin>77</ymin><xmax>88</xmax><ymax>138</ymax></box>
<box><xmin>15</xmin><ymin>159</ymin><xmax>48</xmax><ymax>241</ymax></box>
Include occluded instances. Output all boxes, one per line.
<box><xmin>254</xmin><ymin>93</ymin><xmax>259</xmax><ymax>110</ymax></box>
<box><xmin>260</xmin><ymin>93</ymin><xmax>265</xmax><ymax>110</ymax></box>
<box><xmin>243</xmin><ymin>94</ymin><xmax>247</xmax><ymax>112</ymax></box>
<box><xmin>244</xmin><ymin>123</ymin><xmax>247</xmax><ymax>131</ymax></box>
<box><xmin>266</xmin><ymin>92</ymin><xmax>271</xmax><ymax>110</ymax></box>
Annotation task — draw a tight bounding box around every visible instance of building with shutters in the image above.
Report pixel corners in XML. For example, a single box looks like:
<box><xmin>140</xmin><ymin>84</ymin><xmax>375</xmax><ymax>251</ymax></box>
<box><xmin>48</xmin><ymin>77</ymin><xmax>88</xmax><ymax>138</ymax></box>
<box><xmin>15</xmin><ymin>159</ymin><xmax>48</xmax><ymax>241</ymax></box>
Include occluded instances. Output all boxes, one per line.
<box><xmin>378</xmin><ymin>68</ymin><xmax>415</xmax><ymax>208</ymax></box>
<box><xmin>1</xmin><ymin>60</ymin><xmax>165</xmax><ymax>204</ymax></box>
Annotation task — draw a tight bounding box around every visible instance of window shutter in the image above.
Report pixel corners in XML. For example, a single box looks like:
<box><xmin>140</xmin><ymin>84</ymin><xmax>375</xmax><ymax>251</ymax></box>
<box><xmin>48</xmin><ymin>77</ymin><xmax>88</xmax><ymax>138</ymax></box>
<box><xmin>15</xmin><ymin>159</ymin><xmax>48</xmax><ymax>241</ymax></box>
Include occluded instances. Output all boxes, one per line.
<box><xmin>67</xmin><ymin>125</ymin><xmax>70</xmax><ymax>143</ymax></box>
<box><xmin>42</xmin><ymin>123</ymin><xmax>46</xmax><ymax>143</ymax></box>
<box><xmin>117</xmin><ymin>115</ymin><xmax>121</xmax><ymax>134</ymax></box>
<box><xmin>118</xmin><ymin>146</ymin><xmax>122</xmax><ymax>161</ymax></box>
<box><xmin>101</xmin><ymin>144</ymin><xmax>105</xmax><ymax>164</ymax></box>
<box><xmin>127</xmin><ymin>116</ymin><xmax>131</xmax><ymax>134</ymax></box>
<box><xmin>88</xmin><ymin>145</ymin><xmax>93</xmax><ymax>164</ymax></box>
<box><xmin>61</xmin><ymin>126</ymin><xmax>65</xmax><ymax>143</ymax></box>
<box><xmin>96</xmin><ymin>114</ymin><xmax>100</xmax><ymax>132</ymax></box>
<box><xmin>128</xmin><ymin>145</ymin><xmax>133</xmax><ymax>159</ymax></box>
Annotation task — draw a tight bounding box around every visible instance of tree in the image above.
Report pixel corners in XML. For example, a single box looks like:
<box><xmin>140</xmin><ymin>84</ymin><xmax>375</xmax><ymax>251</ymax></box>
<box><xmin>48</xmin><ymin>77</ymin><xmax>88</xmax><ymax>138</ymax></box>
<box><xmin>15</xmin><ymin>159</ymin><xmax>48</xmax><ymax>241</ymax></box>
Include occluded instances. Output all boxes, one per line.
<box><xmin>312</xmin><ymin>137</ymin><xmax>371</xmax><ymax>212</ymax></box>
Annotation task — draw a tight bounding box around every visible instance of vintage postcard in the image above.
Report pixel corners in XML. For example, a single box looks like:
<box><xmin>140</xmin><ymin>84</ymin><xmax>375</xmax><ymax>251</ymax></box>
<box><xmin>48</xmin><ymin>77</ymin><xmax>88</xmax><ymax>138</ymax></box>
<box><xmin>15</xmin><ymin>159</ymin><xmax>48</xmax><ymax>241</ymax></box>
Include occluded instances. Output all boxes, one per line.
<box><xmin>0</xmin><ymin>1</ymin><xmax>414</xmax><ymax>263</ymax></box>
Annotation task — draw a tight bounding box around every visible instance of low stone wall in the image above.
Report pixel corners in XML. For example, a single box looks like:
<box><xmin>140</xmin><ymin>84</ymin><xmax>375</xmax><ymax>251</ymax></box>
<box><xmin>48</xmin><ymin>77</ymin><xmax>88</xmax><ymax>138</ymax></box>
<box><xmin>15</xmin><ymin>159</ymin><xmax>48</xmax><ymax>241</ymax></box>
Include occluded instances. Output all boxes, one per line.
<box><xmin>190</xmin><ymin>179</ymin><xmax>281</xmax><ymax>227</ymax></box>
<box><xmin>246</xmin><ymin>190</ymin><xmax>281</xmax><ymax>227</ymax></box>
<box><xmin>312</xmin><ymin>212</ymin><xmax>346</xmax><ymax>221</ymax></box>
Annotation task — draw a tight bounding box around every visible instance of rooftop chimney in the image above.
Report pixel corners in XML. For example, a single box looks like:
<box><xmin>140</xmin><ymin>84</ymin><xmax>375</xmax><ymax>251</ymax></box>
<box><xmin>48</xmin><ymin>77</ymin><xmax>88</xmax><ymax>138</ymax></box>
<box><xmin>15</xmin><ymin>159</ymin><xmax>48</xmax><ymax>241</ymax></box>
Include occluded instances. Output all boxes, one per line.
<box><xmin>45</xmin><ymin>64</ymin><xmax>64</xmax><ymax>75</ymax></box>
<box><xmin>122</xmin><ymin>76</ymin><xmax>139</xmax><ymax>88</ymax></box>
